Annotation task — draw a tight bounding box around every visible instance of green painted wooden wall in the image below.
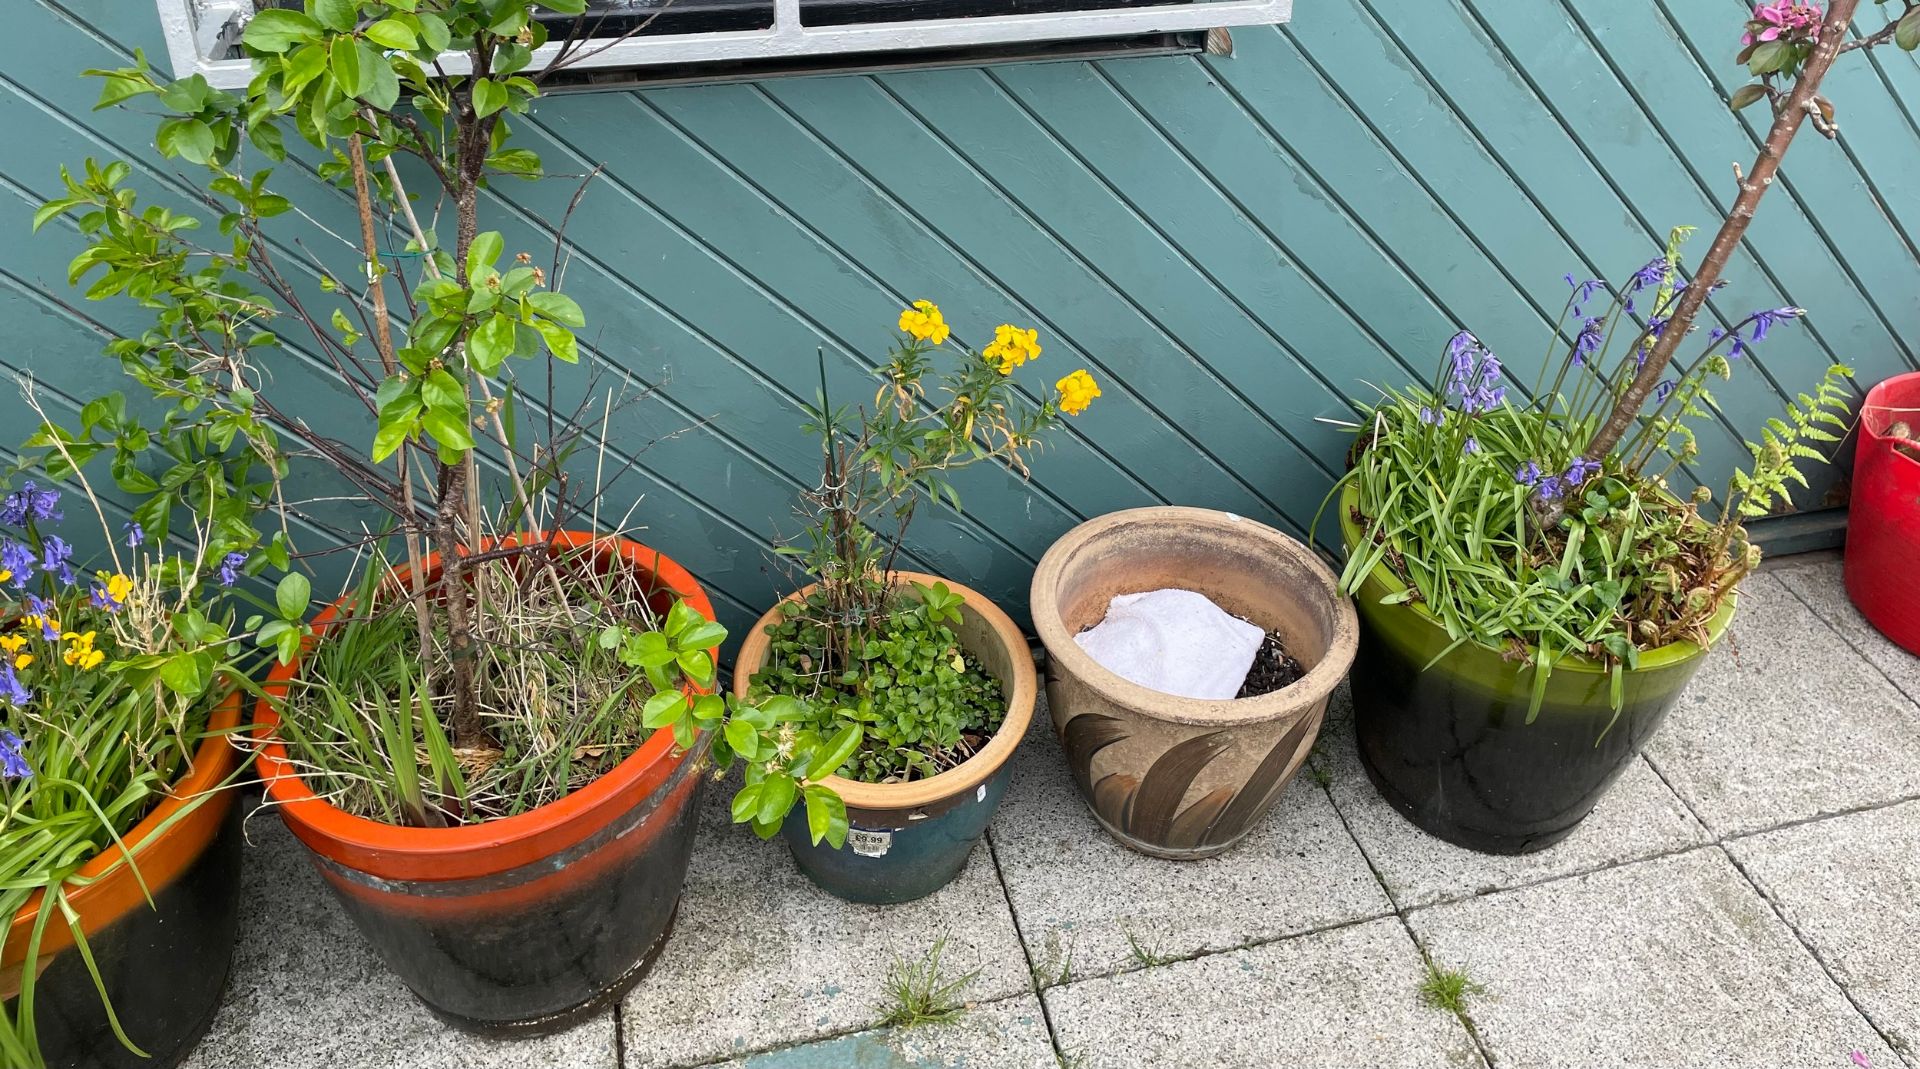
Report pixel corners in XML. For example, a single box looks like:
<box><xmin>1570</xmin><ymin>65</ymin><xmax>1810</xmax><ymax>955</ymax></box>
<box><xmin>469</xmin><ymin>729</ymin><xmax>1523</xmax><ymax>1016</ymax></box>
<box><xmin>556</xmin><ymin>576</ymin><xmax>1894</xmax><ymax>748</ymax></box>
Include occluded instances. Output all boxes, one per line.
<box><xmin>5</xmin><ymin>0</ymin><xmax>1918</xmax><ymax>644</ymax></box>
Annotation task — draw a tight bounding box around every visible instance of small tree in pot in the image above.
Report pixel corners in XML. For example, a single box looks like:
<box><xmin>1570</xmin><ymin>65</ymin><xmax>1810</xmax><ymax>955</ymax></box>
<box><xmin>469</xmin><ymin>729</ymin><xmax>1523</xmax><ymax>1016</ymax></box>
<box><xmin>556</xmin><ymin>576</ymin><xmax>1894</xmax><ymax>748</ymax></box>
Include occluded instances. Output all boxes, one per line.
<box><xmin>32</xmin><ymin>0</ymin><xmax>843</xmax><ymax>1032</ymax></box>
<box><xmin>1329</xmin><ymin>0</ymin><xmax>1911</xmax><ymax>854</ymax></box>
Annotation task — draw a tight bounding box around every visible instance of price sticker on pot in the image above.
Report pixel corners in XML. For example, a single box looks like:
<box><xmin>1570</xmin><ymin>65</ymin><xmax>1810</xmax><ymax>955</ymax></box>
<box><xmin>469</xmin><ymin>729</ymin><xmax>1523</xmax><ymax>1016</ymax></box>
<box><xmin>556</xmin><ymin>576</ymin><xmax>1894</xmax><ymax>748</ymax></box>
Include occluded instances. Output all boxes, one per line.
<box><xmin>848</xmin><ymin>827</ymin><xmax>893</xmax><ymax>857</ymax></box>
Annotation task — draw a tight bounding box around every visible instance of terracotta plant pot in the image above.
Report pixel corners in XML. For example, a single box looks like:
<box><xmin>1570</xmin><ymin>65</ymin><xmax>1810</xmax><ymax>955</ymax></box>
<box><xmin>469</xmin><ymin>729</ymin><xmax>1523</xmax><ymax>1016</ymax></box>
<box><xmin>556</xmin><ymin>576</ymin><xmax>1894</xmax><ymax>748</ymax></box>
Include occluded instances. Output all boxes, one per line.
<box><xmin>1030</xmin><ymin>507</ymin><xmax>1358</xmax><ymax>860</ymax></box>
<box><xmin>4</xmin><ymin>690</ymin><xmax>244</xmax><ymax>1069</ymax></box>
<box><xmin>253</xmin><ymin>532</ymin><xmax>715</xmax><ymax>1034</ymax></box>
<box><xmin>732</xmin><ymin>572</ymin><xmax>1036</xmax><ymax>905</ymax></box>
<box><xmin>1338</xmin><ymin>483</ymin><xmax>1734</xmax><ymax>854</ymax></box>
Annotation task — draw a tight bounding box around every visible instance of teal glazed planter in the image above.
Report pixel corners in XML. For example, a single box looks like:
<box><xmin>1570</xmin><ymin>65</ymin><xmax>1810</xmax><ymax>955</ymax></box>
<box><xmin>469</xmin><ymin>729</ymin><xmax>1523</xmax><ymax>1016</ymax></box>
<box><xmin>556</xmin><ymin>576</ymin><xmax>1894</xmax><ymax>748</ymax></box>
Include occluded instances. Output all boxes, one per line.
<box><xmin>1338</xmin><ymin>484</ymin><xmax>1733</xmax><ymax>854</ymax></box>
<box><xmin>735</xmin><ymin>572</ymin><xmax>1037</xmax><ymax>905</ymax></box>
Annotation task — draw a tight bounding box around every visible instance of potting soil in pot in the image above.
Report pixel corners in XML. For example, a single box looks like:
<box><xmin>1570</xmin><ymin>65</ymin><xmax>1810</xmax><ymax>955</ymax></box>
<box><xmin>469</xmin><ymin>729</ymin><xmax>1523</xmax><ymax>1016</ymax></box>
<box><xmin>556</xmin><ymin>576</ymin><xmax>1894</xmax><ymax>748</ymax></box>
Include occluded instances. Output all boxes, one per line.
<box><xmin>1073</xmin><ymin>588</ymin><xmax>1263</xmax><ymax>700</ymax></box>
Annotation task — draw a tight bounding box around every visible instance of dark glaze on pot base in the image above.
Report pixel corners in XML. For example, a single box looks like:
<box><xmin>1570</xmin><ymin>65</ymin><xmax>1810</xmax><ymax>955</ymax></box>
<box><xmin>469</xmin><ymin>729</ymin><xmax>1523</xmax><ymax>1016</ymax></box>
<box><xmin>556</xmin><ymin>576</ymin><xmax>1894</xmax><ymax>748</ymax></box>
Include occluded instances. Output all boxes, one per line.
<box><xmin>310</xmin><ymin>751</ymin><xmax>705</xmax><ymax>1034</ymax></box>
<box><xmin>13</xmin><ymin>797</ymin><xmax>242</xmax><ymax>1069</ymax></box>
<box><xmin>781</xmin><ymin>760</ymin><xmax>1012</xmax><ymax>905</ymax></box>
<box><xmin>1351</xmin><ymin>625</ymin><xmax>1685</xmax><ymax>854</ymax></box>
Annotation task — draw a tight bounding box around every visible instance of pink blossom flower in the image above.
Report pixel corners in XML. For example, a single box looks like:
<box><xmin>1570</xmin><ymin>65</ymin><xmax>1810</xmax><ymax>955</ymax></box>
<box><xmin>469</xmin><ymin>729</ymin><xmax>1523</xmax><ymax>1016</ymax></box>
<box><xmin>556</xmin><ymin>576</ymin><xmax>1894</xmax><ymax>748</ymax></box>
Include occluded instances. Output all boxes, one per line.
<box><xmin>1743</xmin><ymin>1</ymin><xmax>1823</xmax><ymax>46</ymax></box>
<box><xmin>1851</xmin><ymin>1052</ymin><xmax>1872</xmax><ymax>1069</ymax></box>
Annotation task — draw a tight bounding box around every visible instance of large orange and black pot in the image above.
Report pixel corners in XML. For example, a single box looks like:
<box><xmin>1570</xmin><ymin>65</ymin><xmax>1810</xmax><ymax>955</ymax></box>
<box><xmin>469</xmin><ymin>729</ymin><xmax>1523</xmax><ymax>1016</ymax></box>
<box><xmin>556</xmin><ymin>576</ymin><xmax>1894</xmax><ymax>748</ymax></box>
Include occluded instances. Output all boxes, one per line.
<box><xmin>733</xmin><ymin>572</ymin><xmax>1035</xmax><ymax>905</ymax></box>
<box><xmin>4</xmin><ymin>690</ymin><xmax>245</xmax><ymax>1069</ymax></box>
<box><xmin>253</xmin><ymin>532</ymin><xmax>715</xmax><ymax>1035</ymax></box>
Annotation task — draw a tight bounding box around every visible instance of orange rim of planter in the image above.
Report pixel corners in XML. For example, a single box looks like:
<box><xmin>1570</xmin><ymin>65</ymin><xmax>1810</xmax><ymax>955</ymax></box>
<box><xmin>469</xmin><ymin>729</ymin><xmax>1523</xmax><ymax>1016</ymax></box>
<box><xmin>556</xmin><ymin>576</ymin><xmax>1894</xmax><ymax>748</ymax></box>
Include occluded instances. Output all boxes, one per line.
<box><xmin>731</xmin><ymin>570</ymin><xmax>1036</xmax><ymax>812</ymax></box>
<box><xmin>251</xmin><ymin>531</ymin><xmax>717</xmax><ymax>885</ymax></box>
<box><xmin>4</xmin><ymin>687</ymin><xmax>244</xmax><ymax>972</ymax></box>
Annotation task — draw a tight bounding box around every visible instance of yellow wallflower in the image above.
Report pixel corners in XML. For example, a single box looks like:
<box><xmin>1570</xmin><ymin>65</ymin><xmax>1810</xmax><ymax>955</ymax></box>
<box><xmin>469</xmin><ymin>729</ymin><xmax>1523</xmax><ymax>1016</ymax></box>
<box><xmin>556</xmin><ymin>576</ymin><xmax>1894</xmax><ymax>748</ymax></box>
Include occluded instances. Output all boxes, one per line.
<box><xmin>982</xmin><ymin>324</ymin><xmax>1042</xmax><ymax>375</ymax></box>
<box><xmin>62</xmin><ymin>630</ymin><xmax>104</xmax><ymax>671</ymax></box>
<box><xmin>96</xmin><ymin>571</ymin><xmax>134</xmax><ymax>611</ymax></box>
<box><xmin>1055</xmin><ymin>369</ymin><xmax>1101</xmax><ymax>416</ymax></box>
<box><xmin>897</xmin><ymin>300</ymin><xmax>951</xmax><ymax>345</ymax></box>
<box><xmin>0</xmin><ymin>634</ymin><xmax>28</xmax><ymax>670</ymax></box>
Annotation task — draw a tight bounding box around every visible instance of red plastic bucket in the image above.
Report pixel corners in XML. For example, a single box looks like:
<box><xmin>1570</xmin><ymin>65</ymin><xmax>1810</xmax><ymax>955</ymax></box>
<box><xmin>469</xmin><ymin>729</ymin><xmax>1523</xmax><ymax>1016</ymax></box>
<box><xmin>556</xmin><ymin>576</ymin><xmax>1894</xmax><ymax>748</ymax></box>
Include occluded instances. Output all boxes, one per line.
<box><xmin>1844</xmin><ymin>372</ymin><xmax>1920</xmax><ymax>656</ymax></box>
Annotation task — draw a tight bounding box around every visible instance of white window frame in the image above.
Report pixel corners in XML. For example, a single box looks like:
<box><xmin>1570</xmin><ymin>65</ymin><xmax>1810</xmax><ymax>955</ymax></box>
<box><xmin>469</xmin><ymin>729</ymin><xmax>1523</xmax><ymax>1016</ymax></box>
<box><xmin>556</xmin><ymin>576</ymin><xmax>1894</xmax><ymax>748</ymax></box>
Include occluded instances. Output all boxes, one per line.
<box><xmin>158</xmin><ymin>0</ymin><xmax>1291</xmax><ymax>89</ymax></box>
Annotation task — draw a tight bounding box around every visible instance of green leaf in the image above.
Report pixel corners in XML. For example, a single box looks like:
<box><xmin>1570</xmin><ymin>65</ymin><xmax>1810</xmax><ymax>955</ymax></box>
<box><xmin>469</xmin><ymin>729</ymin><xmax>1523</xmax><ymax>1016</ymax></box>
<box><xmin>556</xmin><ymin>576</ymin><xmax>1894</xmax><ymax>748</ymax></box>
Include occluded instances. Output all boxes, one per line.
<box><xmin>665</xmin><ymin>599</ymin><xmax>705</xmax><ymax>640</ymax></box>
<box><xmin>275</xmin><ymin>572</ymin><xmax>312</xmax><ymax>619</ymax></box>
<box><xmin>242</xmin><ymin>9</ymin><xmax>321</xmax><ymax>52</ymax></box>
<box><xmin>1899</xmin><ymin>7</ymin><xmax>1920</xmax><ymax>49</ymax></box>
<box><xmin>415</xmin><ymin>12</ymin><xmax>451</xmax><ymax>51</ymax></box>
<box><xmin>422</xmin><ymin>368</ymin><xmax>464</xmax><ymax>410</ymax></box>
<box><xmin>472</xmin><ymin>77</ymin><xmax>508</xmax><ymax>118</ymax></box>
<box><xmin>812</xmin><ymin>724</ymin><xmax>862</xmax><ymax>780</ymax></box>
<box><xmin>1729</xmin><ymin>83</ymin><xmax>1768</xmax><ymax>112</ymax></box>
<box><xmin>486</xmin><ymin>148</ymin><xmax>542</xmax><ymax>176</ymax></box>
<box><xmin>93</xmin><ymin>73</ymin><xmax>155</xmax><ymax>109</ymax></box>
<box><xmin>622</xmin><ymin>630</ymin><xmax>676</xmax><ymax>668</ymax></box>
<box><xmin>540</xmin><ymin>0</ymin><xmax>589</xmax><ymax>13</ymax></box>
<box><xmin>360</xmin><ymin>45</ymin><xmax>400</xmax><ymax>109</ymax></box>
<box><xmin>466</xmin><ymin>231</ymin><xmax>504</xmax><ymax>282</ymax></box>
<box><xmin>528</xmin><ymin>290</ymin><xmax>586</xmax><ymax>327</ymax></box>
<box><xmin>676</xmin><ymin>649</ymin><xmax>714</xmax><ymax>687</ymax></box>
<box><xmin>330</xmin><ymin>38</ymin><xmax>371</xmax><ymax>98</ymax></box>
<box><xmin>364</xmin><ymin>17</ymin><xmax>417</xmax><ymax>49</ymax></box>
<box><xmin>677</xmin><ymin>620</ymin><xmax>727</xmax><ymax>652</ymax></box>
<box><xmin>156</xmin><ymin>118</ymin><xmax>217</xmax><ymax>164</ymax></box>
<box><xmin>535</xmin><ymin>320</ymin><xmax>578</xmax><ymax>363</ymax></box>
<box><xmin>467</xmin><ymin>314</ymin><xmax>514</xmax><ymax>373</ymax></box>
<box><xmin>313</xmin><ymin>0</ymin><xmax>359</xmax><ymax>32</ymax></box>
<box><xmin>641</xmin><ymin>690</ymin><xmax>687</xmax><ymax>729</ymax></box>
<box><xmin>724</xmin><ymin>719</ymin><xmax>759</xmax><ymax>761</ymax></box>
<box><xmin>803</xmin><ymin>784</ymin><xmax>848</xmax><ymax>848</ymax></box>
<box><xmin>421</xmin><ymin>405</ymin><xmax>476</xmax><ymax>452</ymax></box>
<box><xmin>730</xmin><ymin>783</ymin><xmax>764</xmax><ymax>824</ymax></box>
<box><xmin>159</xmin><ymin>652</ymin><xmax>213</xmax><ymax>698</ymax></box>
<box><xmin>756</xmin><ymin>774</ymin><xmax>797</xmax><ymax>826</ymax></box>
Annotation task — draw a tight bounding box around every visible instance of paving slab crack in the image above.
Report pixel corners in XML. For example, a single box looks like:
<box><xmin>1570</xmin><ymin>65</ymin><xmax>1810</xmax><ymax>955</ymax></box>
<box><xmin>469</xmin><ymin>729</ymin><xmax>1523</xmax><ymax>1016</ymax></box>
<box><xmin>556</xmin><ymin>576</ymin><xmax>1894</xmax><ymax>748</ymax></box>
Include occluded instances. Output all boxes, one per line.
<box><xmin>985</xmin><ymin>828</ymin><xmax>1071</xmax><ymax>1067</ymax></box>
<box><xmin>1305</xmin><ymin>750</ymin><xmax>1497</xmax><ymax>1069</ymax></box>
<box><xmin>1717</xmin><ymin>842</ymin><xmax>1918</xmax><ymax>1069</ymax></box>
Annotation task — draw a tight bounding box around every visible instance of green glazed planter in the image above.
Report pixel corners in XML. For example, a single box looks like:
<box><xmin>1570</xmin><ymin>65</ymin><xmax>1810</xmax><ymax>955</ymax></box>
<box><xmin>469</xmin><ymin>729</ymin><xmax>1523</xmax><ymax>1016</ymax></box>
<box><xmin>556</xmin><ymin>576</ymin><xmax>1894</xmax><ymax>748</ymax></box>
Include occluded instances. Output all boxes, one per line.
<box><xmin>1337</xmin><ymin>483</ymin><xmax>1735</xmax><ymax>854</ymax></box>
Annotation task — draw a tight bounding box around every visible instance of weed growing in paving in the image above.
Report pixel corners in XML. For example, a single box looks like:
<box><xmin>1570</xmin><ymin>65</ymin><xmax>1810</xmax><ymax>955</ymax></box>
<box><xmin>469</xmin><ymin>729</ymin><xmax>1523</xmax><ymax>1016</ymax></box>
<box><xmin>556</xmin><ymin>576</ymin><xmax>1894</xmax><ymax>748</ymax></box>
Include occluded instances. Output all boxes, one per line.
<box><xmin>1123</xmin><ymin>926</ymin><xmax>1173</xmax><ymax>968</ymax></box>
<box><xmin>1418</xmin><ymin>961</ymin><xmax>1485</xmax><ymax>1017</ymax></box>
<box><xmin>1031</xmin><ymin>933</ymin><xmax>1075</xmax><ymax>988</ymax></box>
<box><xmin>876</xmin><ymin>937</ymin><xmax>979</xmax><ymax>1028</ymax></box>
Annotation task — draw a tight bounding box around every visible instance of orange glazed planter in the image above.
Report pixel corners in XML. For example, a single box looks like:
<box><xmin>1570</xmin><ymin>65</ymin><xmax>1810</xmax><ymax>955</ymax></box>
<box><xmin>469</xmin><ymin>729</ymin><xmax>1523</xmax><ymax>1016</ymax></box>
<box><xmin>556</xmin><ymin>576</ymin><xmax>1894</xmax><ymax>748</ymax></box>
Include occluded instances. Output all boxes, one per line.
<box><xmin>253</xmin><ymin>532</ymin><xmax>716</xmax><ymax>1035</ymax></box>
<box><xmin>3</xmin><ymin>690</ymin><xmax>245</xmax><ymax>1069</ymax></box>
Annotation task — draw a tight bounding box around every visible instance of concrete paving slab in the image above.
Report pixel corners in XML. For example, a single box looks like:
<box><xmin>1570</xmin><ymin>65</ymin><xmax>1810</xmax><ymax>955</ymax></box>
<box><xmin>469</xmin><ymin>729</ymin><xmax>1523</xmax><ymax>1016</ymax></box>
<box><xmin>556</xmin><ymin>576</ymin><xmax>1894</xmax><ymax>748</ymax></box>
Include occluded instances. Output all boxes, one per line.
<box><xmin>709</xmin><ymin>993</ymin><xmax>1057</xmax><ymax>1069</ymax></box>
<box><xmin>1314</xmin><ymin>690</ymin><xmax>1710</xmax><ymax>909</ymax></box>
<box><xmin>1643</xmin><ymin>574</ymin><xmax>1920</xmax><ymax>837</ymax></box>
<box><xmin>1408</xmin><ymin>848</ymin><xmax>1897</xmax><ymax>1069</ymax></box>
<box><xmin>620</xmin><ymin>788</ymin><xmax>1030</xmax><ymax>1069</ymax></box>
<box><xmin>183</xmin><ymin>809</ymin><xmax>619</xmax><ymax>1069</ymax></box>
<box><xmin>1730</xmin><ymin>800</ymin><xmax>1920</xmax><ymax>1064</ymax></box>
<box><xmin>1043</xmin><ymin>916</ymin><xmax>1485</xmax><ymax>1069</ymax></box>
<box><xmin>989</xmin><ymin>701</ymin><xmax>1392</xmax><ymax>984</ymax></box>
<box><xmin>1776</xmin><ymin>558</ymin><xmax>1920</xmax><ymax>708</ymax></box>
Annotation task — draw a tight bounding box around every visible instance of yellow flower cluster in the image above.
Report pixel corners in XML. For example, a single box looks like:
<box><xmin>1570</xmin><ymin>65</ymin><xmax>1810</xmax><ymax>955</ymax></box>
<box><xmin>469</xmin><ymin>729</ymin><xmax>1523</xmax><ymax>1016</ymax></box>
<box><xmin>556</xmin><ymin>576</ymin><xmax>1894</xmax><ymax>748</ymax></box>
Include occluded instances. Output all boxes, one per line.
<box><xmin>897</xmin><ymin>300</ymin><xmax>951</xmax><ymax>346</ymax></box>
<box><xmin>62</xmin><ymin>630</ymin><xmax>103</xmax><ymax>671</ymax></box>
<box><xmin>983</xmin><ymin>324</ymin><xmax>1042</xmax><ymax>376</ymax></box>
<box><xmin>97</xmin><ymin>571</ymin><xmax>134</xmax><ymax>611</ymax></box>
<box><xmin>1055</xmin><ymin>369</ymin><xmax>1101</xmax><ymax>416</ymax></box>
<box><xmin>0</xmin><ymin>635</ymin><xmax>31</xmax><ymax>671</ymax></box>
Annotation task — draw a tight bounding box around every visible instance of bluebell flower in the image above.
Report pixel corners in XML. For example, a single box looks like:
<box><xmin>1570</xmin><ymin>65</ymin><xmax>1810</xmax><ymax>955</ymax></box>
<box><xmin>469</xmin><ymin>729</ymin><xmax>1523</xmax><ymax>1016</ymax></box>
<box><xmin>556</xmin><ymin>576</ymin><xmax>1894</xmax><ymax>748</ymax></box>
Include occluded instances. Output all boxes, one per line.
<box><xmin>1654</xmin><ymin>379</ymin><xmax>1677</xmax><ymax>404</ymax></box>
<box><xmin>0</xmin><ymin>539</ymin><xmax>32</xmax><ymax>588</ymax></box>
<box><xmin>1533</xmin><ymin>474</ymin><xmax>1566</xmax><ymax>503</ymax></box>
<box><xmin>1565</xmin><ymin>275</ymin><xmax>1605</xmax><ymax>317</ymax></box>
<box><xmin>25</xmin><ymin>595</ymin><xmax>59</xmax><ymax>640</ymax></box>
<box><xmin>1707</xmin><ymin>327</ymin><xmax>1727</xmax><ymax>342</ymax></box>
<box><xmin>1419</xmin><ymin>405</ymin><xmax>1443</xmax><ymax>426</ymax></box>
<box><xmin>1729</xmin><ymin>336</ymin><xmax>1748</xmax><ymax>360</ymax></box>
<box><xmin>217</xmin><ymin>551</ymin><xmax>247</xmax><ymax>588</ymax></box>
<box><xmin>1572</xmin><ymin>317</ymin><xmax>1604</xmax><ymax>366</ymax></box>
<box><xmin>1</xmin><ymin>481</ymin><xmax>61</xmax><ymax>527</ymax></box>
<box><xmin>1515</xmin><ymin>460</ymin><xmax>1543</xmax><ymax>487</ymax></box>
<box><xmin>1629</xmin><ymin>258</ymin><xmax>1669</xmax><ymax>292</ymax></box>
<box><xmin>124</xmin><ymin>522</ymin><xmax>145</xmax><ymax>549</ymax></box>
<box><xmin>1748</xmin><ymin>306</ymin><xmax>1803</xmax><ymax>342</ymax></box>
<box><xmin>1563</xmin><ymin>456</ymin><xmax>1601</xmax><ymax>488</ymax></box>
<box><xmin>0</xmin><ymin>727</ymin><xmax>29</xmax><ymax>779</ymax></box>
<box><xmin>1463</xmin><ymin>437</ymin><xmax>1480</xmax><ymax>456</ymax></box>
<box><xmin>40</xmin><ymin>536</ymin><xmax>76</xmax><ymax>588</ymax></box>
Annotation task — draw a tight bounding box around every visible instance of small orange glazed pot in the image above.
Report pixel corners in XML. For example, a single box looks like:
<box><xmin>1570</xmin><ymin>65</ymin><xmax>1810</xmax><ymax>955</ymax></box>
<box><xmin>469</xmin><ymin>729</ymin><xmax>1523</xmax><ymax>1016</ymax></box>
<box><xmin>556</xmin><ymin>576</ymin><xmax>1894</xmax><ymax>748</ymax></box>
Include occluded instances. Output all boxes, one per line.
<box><xmin>3</xmin><ymin>690</ymin><xmax>245</xmax><ymax>1069</ymax></box>
<box><xmin>252</xmin><ymin>532</ymin><xmax>715</xmax><ymax>1035</ymax></box>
